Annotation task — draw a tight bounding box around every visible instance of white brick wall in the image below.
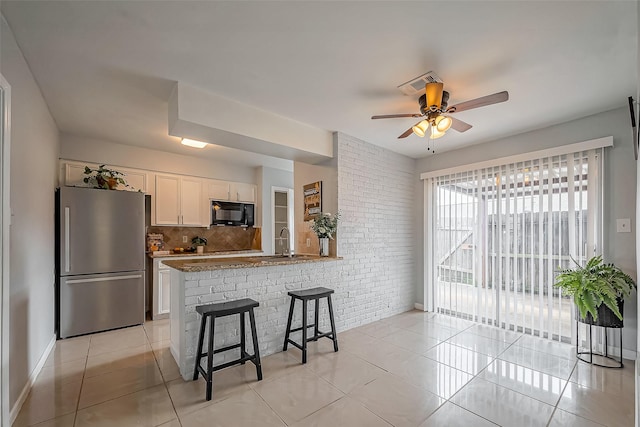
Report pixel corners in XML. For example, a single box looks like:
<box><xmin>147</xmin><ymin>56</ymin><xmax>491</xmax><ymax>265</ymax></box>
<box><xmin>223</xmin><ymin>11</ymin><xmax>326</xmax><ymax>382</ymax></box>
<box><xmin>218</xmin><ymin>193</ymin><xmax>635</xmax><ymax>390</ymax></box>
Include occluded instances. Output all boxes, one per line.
<box><xmin>178</xmin><ymin>132</ymin><xmax>417</xmax><ymax>378</ymax></box>
<box><xmin>336</xmin><ymin>132</ymin><xmax>416</xmax><ymax>326</ymax></box>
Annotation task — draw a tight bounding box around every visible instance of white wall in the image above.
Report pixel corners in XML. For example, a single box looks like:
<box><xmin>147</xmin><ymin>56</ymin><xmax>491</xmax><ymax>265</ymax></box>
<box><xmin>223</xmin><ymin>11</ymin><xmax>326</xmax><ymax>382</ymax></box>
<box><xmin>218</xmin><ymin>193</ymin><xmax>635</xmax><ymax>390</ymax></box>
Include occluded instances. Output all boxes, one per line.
<box><xmin>416</xmin><ymin>106</ymin><xmax>638</xmax><ymax>355</ymax></box>
<box><xmin>256</xmin><ymin>166</ymin><xmax>294</xmax><ymax>254</ymax></box>
<box><xmin>1</xmin><ymin>16</ymin><xmax>60</xmax><ymax>408</ymax></box>
<box><xmin>292</xmin><ymin>132</ymin><xmax>416</xmax><ymax>326</ymax></box>
<box><xmin>60</xmin><ymin>133</ymin><xmax>257</xmax><ymax>184</ymax></box>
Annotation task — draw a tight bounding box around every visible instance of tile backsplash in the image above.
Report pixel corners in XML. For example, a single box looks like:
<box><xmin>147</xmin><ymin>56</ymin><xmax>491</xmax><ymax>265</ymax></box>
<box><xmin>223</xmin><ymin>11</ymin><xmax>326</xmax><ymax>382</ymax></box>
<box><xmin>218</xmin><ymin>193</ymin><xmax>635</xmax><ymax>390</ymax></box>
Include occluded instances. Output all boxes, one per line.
<box><xmin>148</xmin><ymin>226</ymin><xmax>261</xmax><ymax>252</ymax></box>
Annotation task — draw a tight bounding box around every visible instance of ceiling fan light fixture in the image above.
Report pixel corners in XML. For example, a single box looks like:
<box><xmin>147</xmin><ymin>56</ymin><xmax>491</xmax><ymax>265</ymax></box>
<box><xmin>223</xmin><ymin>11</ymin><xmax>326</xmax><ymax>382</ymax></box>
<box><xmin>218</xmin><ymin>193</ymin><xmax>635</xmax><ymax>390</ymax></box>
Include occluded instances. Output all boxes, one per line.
<box><xmin>425</xmin><ymin>82</ymin><xmax>444</xmax><ymax>110</ymax></box>
<box><xmin>181</xmin><ymin>138</ymin><xmax>208</xmax><ymax>148</ymax></box>
<box><xmin>430</xmin><ymin>126</ymin><xmax>446</xmax><ymax>139</ymax></box>
<box><xmin>435</xmin><ymin>115</ymin><xmax>452</xmax><ymax>132</ymax></box>
<box><xmin>412</xmin><ymin>120</ymin><xmax>429</xmax><ymax>137</ymax></box>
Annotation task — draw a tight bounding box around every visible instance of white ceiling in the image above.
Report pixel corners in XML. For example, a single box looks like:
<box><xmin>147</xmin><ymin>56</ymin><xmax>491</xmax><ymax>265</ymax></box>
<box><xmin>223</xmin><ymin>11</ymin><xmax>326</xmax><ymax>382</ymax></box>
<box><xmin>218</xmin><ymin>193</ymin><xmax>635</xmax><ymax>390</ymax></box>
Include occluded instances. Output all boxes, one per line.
<box><xmin>1</xmin><ymin>1</ymin><xmax>637</xmax><ymax>162</ymax></box>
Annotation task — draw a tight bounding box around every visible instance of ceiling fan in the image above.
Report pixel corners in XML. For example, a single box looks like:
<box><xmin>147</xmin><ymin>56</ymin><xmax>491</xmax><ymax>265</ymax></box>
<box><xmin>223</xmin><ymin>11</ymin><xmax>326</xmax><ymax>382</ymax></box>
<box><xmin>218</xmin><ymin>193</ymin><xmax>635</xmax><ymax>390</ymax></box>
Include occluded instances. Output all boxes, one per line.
<box><xmin>371</xmin><ymin>82</ymin><xmax>509</xmax><ymax>142</ymax></box>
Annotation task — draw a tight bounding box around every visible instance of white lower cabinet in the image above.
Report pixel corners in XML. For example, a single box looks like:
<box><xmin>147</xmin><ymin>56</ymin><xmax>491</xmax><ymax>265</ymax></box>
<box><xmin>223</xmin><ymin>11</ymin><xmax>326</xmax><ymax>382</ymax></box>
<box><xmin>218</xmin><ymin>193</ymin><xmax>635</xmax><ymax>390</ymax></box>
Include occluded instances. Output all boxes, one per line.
<box><xmin>158</xmin><ymin>266</ymin><xmax>171</xmax><ymax>315</ymax></box>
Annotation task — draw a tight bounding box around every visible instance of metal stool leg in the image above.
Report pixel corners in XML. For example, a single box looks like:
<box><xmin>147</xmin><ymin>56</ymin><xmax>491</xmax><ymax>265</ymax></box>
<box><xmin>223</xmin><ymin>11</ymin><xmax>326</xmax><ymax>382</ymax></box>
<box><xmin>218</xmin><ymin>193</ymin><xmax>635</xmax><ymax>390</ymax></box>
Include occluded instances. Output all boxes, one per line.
<box><xmin>240</xmin><ymin>311</ymin><xmax>246</xmax><ymax>364</ymax></box>
<box><xmin>205</xmin><ymin>316</ymin><xmax>215</xmax><ymax>401</ymax></box>
<box><xmin>283</xmin><ymin>297</ymin><xmax>295</xmax><ymax>351</ymax></box>
<box><xmin>302</xmin><ymin>299</ymin><xmax>308</xmax><ymax>364</ymax></box>
<box><xmin>193</xmin><ymin>314</ymin><xmax>207</xmax><ymax>381</ymax></box>
<box><xmin>314</xmin><ymin>298</ymin><xmax>320</xmax><ymax>341</ymax></box>
<box><xmin>327</xmin><ymin>295</ymin><xmax>339</xmax><ymax>352</ymax></box>
<box><xmin>249</xmin><ymin>308</ymin><xmax>263</xmax><ymax>380</ymax></box>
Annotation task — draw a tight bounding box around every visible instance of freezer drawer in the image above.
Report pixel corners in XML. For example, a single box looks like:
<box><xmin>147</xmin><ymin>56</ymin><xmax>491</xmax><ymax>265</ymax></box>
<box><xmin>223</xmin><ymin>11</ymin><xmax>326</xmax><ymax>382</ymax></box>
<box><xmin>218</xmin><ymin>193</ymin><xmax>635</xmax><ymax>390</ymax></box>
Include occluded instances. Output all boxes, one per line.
<box><xmin>59</xmin><ymin>271</ymin><xmax>145</xmax><ymax>339</ymax></box>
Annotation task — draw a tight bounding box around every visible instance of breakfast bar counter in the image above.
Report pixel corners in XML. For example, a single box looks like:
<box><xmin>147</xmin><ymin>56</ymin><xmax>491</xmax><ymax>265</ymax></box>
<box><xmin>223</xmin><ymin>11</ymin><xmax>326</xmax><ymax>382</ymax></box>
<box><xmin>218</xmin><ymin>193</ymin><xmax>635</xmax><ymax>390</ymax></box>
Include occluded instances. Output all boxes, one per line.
<box><xmin>165</xmin><ymin>254</ymin><xmax>342</xmax><ymax>379</ymax></box>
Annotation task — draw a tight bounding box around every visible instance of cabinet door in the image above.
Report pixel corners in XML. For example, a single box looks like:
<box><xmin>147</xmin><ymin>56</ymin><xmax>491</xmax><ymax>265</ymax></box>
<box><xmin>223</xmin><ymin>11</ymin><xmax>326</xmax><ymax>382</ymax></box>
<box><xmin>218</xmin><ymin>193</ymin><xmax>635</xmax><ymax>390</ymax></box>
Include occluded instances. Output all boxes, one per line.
<box><xmin>155</xmin><ymin>175</ymin><xmax>180</xmax><ymax>225</ymax></box>
<box><xmin>181</xmin><ymin>177</ymin><xmax>203</xmax><ymax>226</ymax></box>
<box><xmin>232</xmin><ymin>182</ymin><xmax>256</xmax><ymax>203</ymax></box>
<box><xmin>208</xmin><ymin>180</ymin><xmax>230</xmax><ymax>200</ymax></box>
<box><xmin>158</xmin><ymin>268</ymin><xmax>171</xmax><ymax>315</ymax></box>
<box><xmin>64</xmin><ymin>163</ymin><xmax>147</xmax><ymax>192</ymax></box>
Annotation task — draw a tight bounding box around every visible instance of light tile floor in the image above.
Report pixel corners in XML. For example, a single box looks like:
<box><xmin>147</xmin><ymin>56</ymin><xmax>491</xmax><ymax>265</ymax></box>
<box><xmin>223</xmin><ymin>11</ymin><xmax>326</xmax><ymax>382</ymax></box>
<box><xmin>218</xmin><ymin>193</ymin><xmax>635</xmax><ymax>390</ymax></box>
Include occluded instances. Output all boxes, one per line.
<box><xmin>13</xmin><ymin>311</ymin><xmax>635</xmax><ymax>426</ymax></box>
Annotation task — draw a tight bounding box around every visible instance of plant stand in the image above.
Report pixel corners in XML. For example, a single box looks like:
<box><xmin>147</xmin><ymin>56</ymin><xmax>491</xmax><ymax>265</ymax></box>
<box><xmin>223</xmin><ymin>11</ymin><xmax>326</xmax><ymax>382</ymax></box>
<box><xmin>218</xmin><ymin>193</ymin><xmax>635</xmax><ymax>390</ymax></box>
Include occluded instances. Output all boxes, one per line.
<box><xmin>576</xmin><ymin>321</ymin><xmax>623</xmax><ymax>368</ymax></box>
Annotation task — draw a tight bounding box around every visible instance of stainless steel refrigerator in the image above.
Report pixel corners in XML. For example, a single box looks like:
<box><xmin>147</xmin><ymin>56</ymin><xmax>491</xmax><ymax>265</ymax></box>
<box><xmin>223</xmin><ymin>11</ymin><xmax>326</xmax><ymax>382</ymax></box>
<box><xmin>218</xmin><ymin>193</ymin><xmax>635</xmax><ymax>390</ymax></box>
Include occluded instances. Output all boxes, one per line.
<box><xmin>56</xmin><ymin>186</ymin><xmax>145</xmax><ymax>339</ymax></box>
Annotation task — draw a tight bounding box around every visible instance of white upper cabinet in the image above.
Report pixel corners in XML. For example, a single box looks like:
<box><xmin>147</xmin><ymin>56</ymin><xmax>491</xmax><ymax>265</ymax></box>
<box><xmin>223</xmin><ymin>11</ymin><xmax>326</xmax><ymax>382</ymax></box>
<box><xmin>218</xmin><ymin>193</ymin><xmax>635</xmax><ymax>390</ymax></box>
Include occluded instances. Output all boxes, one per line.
<box><xmin>207</xmin><ymin>180</ymin><xmax>230</xmax><ymax>200</ymax></box>
<box><xmin>180</xmin><ymin>177</ymin><xmax>203</xmax><ymax>226</ymax></box>
<box><xmin>155</xmin><ymin>175</ymin><xmax>181</xmax><ymax>225</ymax></box>
<box><xmin>63</xmin><ymin>162</ymin><xmax>147</xmax><ymax>192</ymax></box>
<box><xmin>231</xmin><ymin>182</ymin><xmax>256</xmax><ymax>203</ymax></box>
<box><xmin>207</xmin><ymin>180</ymin><xmax>256</xmax><ymax>203</ymax></box>
<box><xmin>155</xmin><ymin>174</ymin><xmax>204</xmax><ymax>226</ymax></box>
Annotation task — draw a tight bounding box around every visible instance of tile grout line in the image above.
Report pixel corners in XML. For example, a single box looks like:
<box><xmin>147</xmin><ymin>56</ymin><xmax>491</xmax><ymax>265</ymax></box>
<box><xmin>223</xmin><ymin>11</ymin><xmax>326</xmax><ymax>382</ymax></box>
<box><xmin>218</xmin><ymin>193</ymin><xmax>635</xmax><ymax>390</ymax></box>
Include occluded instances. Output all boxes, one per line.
<box><xmin>546</xmin><ymin>358</ymin><xmax>579</xmax><ymax>427</ymax></box>
<box><xmin>143</xmin><ymin>323</ymin><xmax>184</xmax><ymax>427</ymax></box>
<box><xmin>71</xmin><ymin>336</ymin><xmax>92</xmax><ymax>427</ymax></box>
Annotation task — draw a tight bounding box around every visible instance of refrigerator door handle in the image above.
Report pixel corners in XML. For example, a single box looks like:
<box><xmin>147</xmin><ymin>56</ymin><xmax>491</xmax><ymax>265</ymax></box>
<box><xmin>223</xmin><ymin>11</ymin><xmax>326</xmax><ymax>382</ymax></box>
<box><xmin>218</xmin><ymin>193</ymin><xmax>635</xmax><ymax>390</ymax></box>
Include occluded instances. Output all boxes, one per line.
<box><xmin>64</xmin><ymin>206</ymin><xmax>70</xmax><ymax>273</ymax></box>
<box><xmin>65</xmin><ymin>274</ymin><xmax>143</xmax><ymax>284</ymax></box>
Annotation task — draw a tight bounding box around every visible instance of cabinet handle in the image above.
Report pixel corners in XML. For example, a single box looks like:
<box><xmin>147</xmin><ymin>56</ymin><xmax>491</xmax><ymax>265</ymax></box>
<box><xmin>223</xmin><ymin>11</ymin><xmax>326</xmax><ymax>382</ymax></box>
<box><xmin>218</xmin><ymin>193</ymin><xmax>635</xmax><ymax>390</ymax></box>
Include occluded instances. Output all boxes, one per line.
<box><xmin>237</xmin><ymin>191</ymin><xmax>240</xmax><ymax>201</ymax></box>
<box><xmin>66</xmin><ymin>274</ymin><xmax>142</xmax><ymax>284</ymax></box>
<box><xmin>64</xmin><ymin>207</ymin><xmax>70</xmax><ymax>273</ymax></box>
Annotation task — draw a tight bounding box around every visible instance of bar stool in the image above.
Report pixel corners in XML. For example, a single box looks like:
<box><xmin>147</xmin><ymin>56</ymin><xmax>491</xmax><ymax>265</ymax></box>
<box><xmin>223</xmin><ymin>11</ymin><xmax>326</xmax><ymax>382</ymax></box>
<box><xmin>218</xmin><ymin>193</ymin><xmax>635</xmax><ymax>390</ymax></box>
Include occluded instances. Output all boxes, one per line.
<box><xmin>193</xmin><ymin>298</ymin><xmax>262</xmax><ymax>401</ymax></box>
<box><xmin>283</xmin><ymin>287</ymin><xmax>338</xmax><ymax>363</ymax></box>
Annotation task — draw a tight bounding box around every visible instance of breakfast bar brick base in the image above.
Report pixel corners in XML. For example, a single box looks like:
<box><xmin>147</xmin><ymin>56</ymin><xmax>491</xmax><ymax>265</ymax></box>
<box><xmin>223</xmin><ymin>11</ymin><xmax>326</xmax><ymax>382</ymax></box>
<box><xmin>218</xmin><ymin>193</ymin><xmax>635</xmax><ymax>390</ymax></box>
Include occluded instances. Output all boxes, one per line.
<box><xmin>167</xmin><ymin>257</ymin><xmax>342</xmax><ymax>380</ymax></box>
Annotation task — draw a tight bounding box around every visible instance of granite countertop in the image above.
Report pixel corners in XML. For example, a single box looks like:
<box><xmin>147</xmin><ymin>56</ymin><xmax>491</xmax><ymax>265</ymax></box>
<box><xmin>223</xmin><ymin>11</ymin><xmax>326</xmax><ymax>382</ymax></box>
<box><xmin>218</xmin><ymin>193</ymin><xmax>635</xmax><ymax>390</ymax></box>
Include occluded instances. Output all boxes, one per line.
<box><xmin>162</xmin><ymin>254</ymin><xmax>341</xmax><ymax>272</ymax></box>
<box><xmin>147</xmin><ymin>249</ymin><xmax>263</xmax><ymax>259</ymax></box>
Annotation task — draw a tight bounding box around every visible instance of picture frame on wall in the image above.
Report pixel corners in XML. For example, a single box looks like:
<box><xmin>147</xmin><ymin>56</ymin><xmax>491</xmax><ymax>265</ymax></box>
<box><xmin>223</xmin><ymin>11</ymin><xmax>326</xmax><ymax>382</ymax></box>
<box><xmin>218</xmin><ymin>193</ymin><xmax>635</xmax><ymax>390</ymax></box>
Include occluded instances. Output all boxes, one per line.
<box><xmin>303</xmin><ymin>181</ymin><xmax>322</xmax><ymax>221</ymax></box>
<box><xmin>629</xmin><ymin>97</ymin><xmax>638</xmax><ymax>160</ymax></box>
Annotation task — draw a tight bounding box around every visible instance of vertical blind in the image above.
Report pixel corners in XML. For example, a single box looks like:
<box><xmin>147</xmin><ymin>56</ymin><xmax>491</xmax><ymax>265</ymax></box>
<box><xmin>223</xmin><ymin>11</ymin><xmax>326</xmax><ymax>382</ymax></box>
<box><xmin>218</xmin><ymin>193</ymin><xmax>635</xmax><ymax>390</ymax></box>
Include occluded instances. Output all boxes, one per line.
<box><xmin>425</xmin><ymin>149</ymin><xmax>603</xmax><ymax>343</ymax></box>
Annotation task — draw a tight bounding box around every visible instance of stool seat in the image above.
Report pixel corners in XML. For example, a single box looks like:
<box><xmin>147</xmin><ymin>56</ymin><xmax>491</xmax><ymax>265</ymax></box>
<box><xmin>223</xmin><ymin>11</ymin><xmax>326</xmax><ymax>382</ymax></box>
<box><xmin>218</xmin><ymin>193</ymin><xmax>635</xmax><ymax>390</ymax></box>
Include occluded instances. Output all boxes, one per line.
<box><xmin>193</xmin><ymin>298</ymin><xmax>262</xmax><ymax>401</ymax></box>
<box><xmin>196</xmin><ymin>298</ymin><xmax>260</xmax><ymax>317</ymax></box>
<box><xmin>287</xmin><ymin>287</ymin><xmax>334</xmax><ymax>300</ymax></box>
<box><xmin>283</xmin><ymin>287</ymin><xmax>338</xmax><ymax>364</ymax></box>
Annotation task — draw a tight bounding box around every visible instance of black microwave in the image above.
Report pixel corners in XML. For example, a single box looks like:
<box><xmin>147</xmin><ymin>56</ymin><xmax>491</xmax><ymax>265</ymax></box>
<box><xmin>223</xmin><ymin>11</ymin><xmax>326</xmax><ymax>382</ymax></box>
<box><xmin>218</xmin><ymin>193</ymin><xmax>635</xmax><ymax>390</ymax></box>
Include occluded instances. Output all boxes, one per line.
<box><xmin>211</xmin><ymin>201</ymin><xmax>254</xmax><ymax>227</ymax></box>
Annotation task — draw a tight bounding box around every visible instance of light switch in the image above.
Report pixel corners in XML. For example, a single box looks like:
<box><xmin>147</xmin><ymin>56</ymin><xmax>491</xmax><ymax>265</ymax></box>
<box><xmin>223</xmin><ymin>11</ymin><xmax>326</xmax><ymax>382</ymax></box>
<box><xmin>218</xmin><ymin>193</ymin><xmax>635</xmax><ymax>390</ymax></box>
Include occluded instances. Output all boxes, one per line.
<box><xmin>616</xmin><ymin>218</ymin><xmax>631</xmax><ymax>233</ymax></box>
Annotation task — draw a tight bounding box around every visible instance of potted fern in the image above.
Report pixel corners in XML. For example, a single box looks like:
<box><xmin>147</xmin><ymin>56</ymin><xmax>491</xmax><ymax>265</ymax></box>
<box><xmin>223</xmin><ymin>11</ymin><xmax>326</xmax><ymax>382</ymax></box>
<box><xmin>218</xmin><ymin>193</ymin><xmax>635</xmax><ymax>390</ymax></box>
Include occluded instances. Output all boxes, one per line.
<box><xmin>554</xmin><ymin>256</ymin><xmax>636</xmax><ymax>327</ymax></box>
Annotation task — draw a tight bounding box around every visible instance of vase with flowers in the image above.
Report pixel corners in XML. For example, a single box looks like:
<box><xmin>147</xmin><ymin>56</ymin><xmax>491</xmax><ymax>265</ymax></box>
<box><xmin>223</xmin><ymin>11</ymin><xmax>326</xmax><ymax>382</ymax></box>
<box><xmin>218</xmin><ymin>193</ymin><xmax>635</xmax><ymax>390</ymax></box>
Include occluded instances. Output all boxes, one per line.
<box><xmin>310</xmin><ymin>212</ymin><xmax>340</xmax><ymax>256</ymax></box>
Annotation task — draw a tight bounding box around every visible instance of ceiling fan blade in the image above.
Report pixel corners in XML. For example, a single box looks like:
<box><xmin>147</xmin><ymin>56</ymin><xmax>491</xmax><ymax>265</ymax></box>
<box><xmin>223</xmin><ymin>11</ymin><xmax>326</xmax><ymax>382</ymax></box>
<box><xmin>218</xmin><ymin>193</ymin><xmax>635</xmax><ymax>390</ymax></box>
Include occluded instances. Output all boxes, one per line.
<box><xmin>450</xmin><ymin>116</ymin><xmax>473</xmax><ymax>132</ymax></box>
<box><xmin>398</xmin><ymin>127</ymin><xmax>415</xmax><ymax>139</ymax></box>
<box><xmin>447</xmin><ymin>91</ymin><xmax>509</xmax><ymax>113</ymax></box>
<box><xmin>371</xmin><ymin>113</ymin><xmax>422</xmax><ymax>119</ymax></box>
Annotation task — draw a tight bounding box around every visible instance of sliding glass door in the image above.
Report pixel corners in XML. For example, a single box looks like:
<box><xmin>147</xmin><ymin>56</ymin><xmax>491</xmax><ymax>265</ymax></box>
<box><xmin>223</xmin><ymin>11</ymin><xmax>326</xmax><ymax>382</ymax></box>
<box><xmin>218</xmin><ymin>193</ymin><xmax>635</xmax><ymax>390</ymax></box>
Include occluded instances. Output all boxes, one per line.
<box><xmin>426</xmin><ymin>149</ymin><xmax>602</xmax><ymax>343</ymax></box>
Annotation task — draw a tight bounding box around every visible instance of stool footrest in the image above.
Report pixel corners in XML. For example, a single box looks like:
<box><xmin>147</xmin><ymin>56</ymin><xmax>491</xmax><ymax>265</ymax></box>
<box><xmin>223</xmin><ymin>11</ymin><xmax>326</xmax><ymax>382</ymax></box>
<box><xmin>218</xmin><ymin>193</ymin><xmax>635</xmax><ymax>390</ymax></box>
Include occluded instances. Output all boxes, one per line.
<box><xmin>213</xmin><ymin>343</ymin><xmax>241</xmax><ymax>355</ymax></box>
<box><xmin>286</xmin><ymin>331</ymin><xmax>334</xmax><ymax>350</ymax></box>
<box><xmin>196</xmin><ymin>352</ymin><xmax>260</xmax><ymax>378</ymax></box>
<box><xmin>311</xmin><ymin>331</ymin><xmax>334</xmax><ymax>340</ymax></box>
<box><xmin>289</xmin><ymin>324</ymin><xmax>316</xmax><ymax>333</ymax></box>
<box><xmin>197</xmin><ymin>343</ymin><xmax>242</xmax><ymax>359</ymax></box>
<box><xmin>285</xmin><ymin>339</ymin><xmax>304</xmax><ymax>351</ymax></box>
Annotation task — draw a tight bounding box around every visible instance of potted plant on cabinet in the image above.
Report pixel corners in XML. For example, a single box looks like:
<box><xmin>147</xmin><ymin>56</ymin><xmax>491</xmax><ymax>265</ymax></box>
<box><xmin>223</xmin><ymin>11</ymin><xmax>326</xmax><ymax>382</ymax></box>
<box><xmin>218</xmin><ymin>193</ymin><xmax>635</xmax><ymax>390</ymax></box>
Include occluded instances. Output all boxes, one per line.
<box><xmin>192</xmin><ymin>236</ymin><xmax>207</xmax><ymax>254</ymax></box>
<box><xmin>83</xmin><ymin>165</ymin><xmax>129</xmax><ymax>190</ymax></box>
<box><xmin>554</xmin><ymin>255</ymin><xmax>636</xmax><ymax>327</ymax></box>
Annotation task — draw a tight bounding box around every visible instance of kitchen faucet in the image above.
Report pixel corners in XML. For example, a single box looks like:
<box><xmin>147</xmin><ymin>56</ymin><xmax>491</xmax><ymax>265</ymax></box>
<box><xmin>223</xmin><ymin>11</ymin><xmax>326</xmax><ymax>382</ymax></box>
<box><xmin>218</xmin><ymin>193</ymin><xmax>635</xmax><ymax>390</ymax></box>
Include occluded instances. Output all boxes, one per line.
<box><xmin>279</xmin><ymin>227</ymin><xmax>293</xmax><ymax>257</ymax></box>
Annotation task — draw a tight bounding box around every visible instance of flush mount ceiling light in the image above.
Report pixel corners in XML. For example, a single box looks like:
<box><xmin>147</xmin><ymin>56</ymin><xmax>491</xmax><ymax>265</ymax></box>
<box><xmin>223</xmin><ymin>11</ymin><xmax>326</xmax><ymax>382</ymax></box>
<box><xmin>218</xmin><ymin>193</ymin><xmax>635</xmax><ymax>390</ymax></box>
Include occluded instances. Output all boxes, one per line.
<box><xmin>181</xmin><ymin>138</ymin><xmax>208</xmax><ymax>148</ymax></box>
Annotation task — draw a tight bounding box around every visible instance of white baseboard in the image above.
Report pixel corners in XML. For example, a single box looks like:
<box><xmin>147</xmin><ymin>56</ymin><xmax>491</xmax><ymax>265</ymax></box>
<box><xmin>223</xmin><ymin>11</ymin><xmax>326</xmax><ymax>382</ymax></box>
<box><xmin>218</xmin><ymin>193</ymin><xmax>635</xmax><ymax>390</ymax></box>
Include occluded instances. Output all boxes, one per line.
<box><xmin>10</xmin><ymin>334</ymin><xmax>56</xmax><ymax>424</ymax></box>
<box><xmin>414</xmin><ymin>303</ymin><xmax>424</xmax><ymax>311</ymax></box>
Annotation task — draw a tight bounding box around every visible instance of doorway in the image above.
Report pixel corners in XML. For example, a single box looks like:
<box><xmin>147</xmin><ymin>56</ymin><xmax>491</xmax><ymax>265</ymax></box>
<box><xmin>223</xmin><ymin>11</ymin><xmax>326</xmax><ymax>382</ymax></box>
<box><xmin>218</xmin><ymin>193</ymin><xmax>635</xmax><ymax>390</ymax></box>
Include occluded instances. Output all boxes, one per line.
<box><xmin>1</xmin><ymin>74</ymin><xmax>11</xmax><ymax>426</ymax></box>
<box><xmin>272</xmin><ymin>187</ymin><xmax>294</xmax><ymax>255</ymax></box>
